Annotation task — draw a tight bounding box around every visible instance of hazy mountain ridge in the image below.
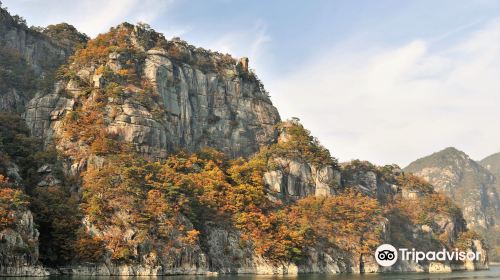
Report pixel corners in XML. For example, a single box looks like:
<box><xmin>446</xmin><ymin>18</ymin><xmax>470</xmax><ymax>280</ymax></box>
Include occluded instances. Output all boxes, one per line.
<box><xmin>480</xmin><ymin>152</ymin><xmax>500</xmax><ymax>195</ymax></box>
<box><xmin>479</xmin><ymin>153</ymin><xmax>500</xmax><ymax>260</ymax></box>
<box><xmin>405</xmin><ymin>147</ymin><xmax>499</xmax><ymax>229</ymax></box>
<box><xmin>405</xmin><ymin>147</ymin><xmax>500</xmax><ymax>261</ymax></box>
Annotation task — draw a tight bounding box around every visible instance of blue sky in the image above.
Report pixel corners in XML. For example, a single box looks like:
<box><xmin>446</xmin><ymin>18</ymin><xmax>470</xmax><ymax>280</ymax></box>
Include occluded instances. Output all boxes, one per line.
<box><xmin>3</xmin><ymin>0</ymin><xmax>500</xmax><ymax>166</ymax></box>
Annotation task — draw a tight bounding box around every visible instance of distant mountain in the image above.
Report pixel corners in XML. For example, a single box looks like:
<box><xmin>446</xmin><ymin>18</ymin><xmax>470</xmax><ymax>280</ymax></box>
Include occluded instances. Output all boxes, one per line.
<box><xmin>478</xmin><ymin>152</ymin><xmax>500</xmax><ymax>261</ymax></box>
<box><xmin>405</xmin><ymin>147</ymin><xmax>499</xmax><ymax>229</ymax></box>
<box><xmin>480</xmin><ymin>152</ymin><xmax>500</xmax><ymax>193</ymax></box>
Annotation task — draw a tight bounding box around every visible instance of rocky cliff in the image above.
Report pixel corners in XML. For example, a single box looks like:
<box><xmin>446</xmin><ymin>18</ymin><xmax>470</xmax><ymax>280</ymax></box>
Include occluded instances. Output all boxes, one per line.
<box><xmin>480</xmin><ymin>153</ymin><xmax>500</xmax><ymax>196</ymax></box>
<box><xmin>339</xmin><ymin>160</ymin><xmax>488</xmax><ymax>273</ymax></box>
<box><xmin>478</xmin><ymin>153</ymin><xmax>500</xmax><ymax>261</ymax></box>
<box><xmin>0</xmin><ymin>206</ymin><xmax>48</xmax><ymax>276</ymax></box>
<box><xmin>0</xmin><ymin>7</ymin><xmax>87</xmax><ymax>112</ymax></box>
<box><xmin>25</xmin><ymin>23</ymin><xmax>280</xmax><ymax>159</ymax></box>
<box><xmin>263</xmin><ymin>121</ymin><xmax>341</xmax><ymax>200</ymax></box>
<box><xmin>0</xmin><ymin>115</ymin><xmax>48</xmax><ymax>276</ymax></box>
<box><xmin>405</xmin><ymin>148</ymin><xmax>500</xmax><ymax>262</ymax></box>
<box><xmin>405</xmin><ymin>147</ymin><xmax>499</xmax><ymax>229</ymax></box>
<box><xmin>0</xmin><ymin>6</ymin><xmax>490</xmax><ymax>276</ymax></box>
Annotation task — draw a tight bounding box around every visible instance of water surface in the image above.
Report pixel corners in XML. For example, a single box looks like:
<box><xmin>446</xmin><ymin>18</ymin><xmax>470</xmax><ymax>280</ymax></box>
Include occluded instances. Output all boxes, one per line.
<box><xmin>3</xmin><ymin>266</ymin><xmax>500</xmax><ymax>280</ymax></box>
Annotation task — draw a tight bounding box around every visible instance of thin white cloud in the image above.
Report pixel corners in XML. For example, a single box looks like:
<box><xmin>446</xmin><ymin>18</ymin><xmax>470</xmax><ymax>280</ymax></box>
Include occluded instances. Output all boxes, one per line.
<box><xmin>3</xmin><ymin>0</ymin><xmax>175</xmax><ymax>37</ymax></box>
<box><xmin>267</xmin><ymin>19</ymin><xmax>500</xmax><ymax>167</ymax></box>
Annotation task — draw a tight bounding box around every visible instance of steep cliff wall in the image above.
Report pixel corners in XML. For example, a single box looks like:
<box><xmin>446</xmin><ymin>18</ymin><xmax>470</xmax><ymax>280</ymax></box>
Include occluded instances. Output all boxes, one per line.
<box><xmin>263</xmin><ymin>121</ymin><xmax>340</xmax><ymax>200</ymax></box>
<box><xmin>25</xmin><ymin>24</ymin><xmax>280</xmax><ymax>159</ymax></box>
<box><xmin>0</xmin><ymin>8</ymin><xmax>490</xmax><ymax>275</ymax></box>
<box><xmin>0</xmin><ymin>7</ymin><xmax>86</xmax><ymax>112</ymax></box>
<box><xmin>0</xmin><ymin>120</ymin><xmax>48</xmax><ymax>276</ymax></box>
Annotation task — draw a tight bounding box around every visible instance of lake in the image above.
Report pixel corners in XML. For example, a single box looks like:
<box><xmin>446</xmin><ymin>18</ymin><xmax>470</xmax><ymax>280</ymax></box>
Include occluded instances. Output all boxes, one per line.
<box><xmin>2</xmin><ymin>266</ymin><xmax>500</xmax><ymax>280</ymax></box>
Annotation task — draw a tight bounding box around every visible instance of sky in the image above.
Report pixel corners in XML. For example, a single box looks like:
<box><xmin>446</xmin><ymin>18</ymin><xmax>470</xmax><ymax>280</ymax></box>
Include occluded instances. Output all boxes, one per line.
<box><xmin>3</xmin><ymin>0</ymin><xmax>500</xmax><ymax>166</ymax></box>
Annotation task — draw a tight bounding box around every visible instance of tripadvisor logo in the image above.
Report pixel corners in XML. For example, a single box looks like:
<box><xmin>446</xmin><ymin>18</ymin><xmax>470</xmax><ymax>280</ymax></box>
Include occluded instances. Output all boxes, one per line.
<box><xmin>374</xmin><ymin>244</ymin><xmax>481</xmax><ymax>267</ymax></box>
<box><xmin>375</xmin><ymin>244</ymin><xmax>398</xmax><ymax>267</ymax></box>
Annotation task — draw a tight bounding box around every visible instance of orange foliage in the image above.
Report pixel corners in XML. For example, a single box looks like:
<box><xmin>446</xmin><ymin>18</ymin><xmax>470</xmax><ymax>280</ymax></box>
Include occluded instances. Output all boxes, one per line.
<box><xmin>76</xmin><ymin>145</ymin><xmax>385</xmax><ymax>264</ymax></box>
<box><xmin>70</xmin><ymin>26</ymin><xmax>136</xmax><ymax>66</ymax></box>
<box><xmin>0</xmin><ymin>175</ymin><xmax>29</xmax><ymax>230</ymax></box>
<box><xmin>292</xmin><ymin>190</ymin><xmax>383</xmax><ymax>254</ymax></box>
<box><xmin>73</xmin><ymin>230</ymin><xmax>106</xmax><ymax>262</ymax></box>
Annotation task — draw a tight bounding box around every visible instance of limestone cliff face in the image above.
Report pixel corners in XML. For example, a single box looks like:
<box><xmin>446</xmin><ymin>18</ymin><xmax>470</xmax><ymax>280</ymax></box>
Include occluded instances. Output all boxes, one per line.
<box><xmin>0</xmin><ymin>159</ymin><xmax>48</xmax><ymax>276</ymax></box>
<box><xmin>0</xmin><ymin>209</ymin><xmax>48</xmax><ymax>276</ymax></box>
<box><xmin>258</xmin><ymin>153</ymin><xmax>488</xmax><ymax>274</ymax></box>
<box><xmin>263</xmin><ymin>158</ymin><xmax>340</xmax><ymax>199</ymax></box>
<box><xmin>25</xmin><ymin>24</ymin><xmax>280</xmax><ymax>159</ymax></box>
<box><xmin>405</xmin><ymin>147</ymin><xmax>499</xmax><ymax>229</ymax></box>
<box><xmin>340</xmin><ymin>161</ymin><xmax>401</xmax><ymax>201</ymax></box>
<box><xmin>0</xmin><ymin>7</ymin><xmax>86</xmax><ymax>112</ymax></box>
<box><xmin>0</xmin><ymin>13</ymin><xmax>490</xmax><ymax>275</ymax></box>
<box><xmin>0</xmin><ymin>9</ymin><xmax>66</xmax><ymax>72</ymax></box>
<box><xmin>263</xmin><ymin>123</ymin><xmax>340</xmax><ymax>200</ymax></box>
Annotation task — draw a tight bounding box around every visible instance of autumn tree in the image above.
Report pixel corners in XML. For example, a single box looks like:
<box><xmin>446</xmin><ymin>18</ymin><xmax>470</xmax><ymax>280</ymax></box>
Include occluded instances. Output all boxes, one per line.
<box><xmin>0</xmin><ymin>175</ymin><xmax>29</xmax><ymax>231</ymax></box>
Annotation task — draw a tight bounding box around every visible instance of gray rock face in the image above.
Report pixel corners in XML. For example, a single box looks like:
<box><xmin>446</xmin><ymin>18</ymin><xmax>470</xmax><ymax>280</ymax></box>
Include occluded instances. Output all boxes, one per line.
<box><xmin>0</xmin><ymin>88</ymin><xmax>23</xmax><ymax>112</ymax></box>
<box><xmin>205</xmin><ymin>227</ymin><xmax>298</xmax><ymax>274</ymax></box>
<box><xmin>139</xmin><ymin>48</ymin><xmax>280</xmax><ymax>157</ymax></box>
<box><xmin>0</xmin><ymin>25</ymin><xmax>66</xmax><ymax>75</ymax></box>
<box><xmin>480</xmin><ymin>152</ymin><xmax>500</xmax><ymax>203</ymax></box>
<box><xmin>25</xmin><ymin>31</ymin><xmax>280</xmax><ymax>159</ymax></box>
<box><xmin>340</xmin><ymin>161</ymin><xmax>401</xmax><ymax>200</ymax></box>
<box><xmin>263</xmin><ymin>158</ymin><xmax>340</xmax><ymax>199</ymax></box>
<box><xmin>0</xmin><ymin>210</ymin><xmax>49</xmax><ymax>276</ymax></box>
<box><xmin>7</xmin><ymin>21</ymin><xmax>490</xmax><ymax>275</ymax></box>
<box><xmin>0</xmin><ymin>8</ymin><xmax>72</xmax><ymax>112</ymax></box>
<box><xmin>405</xmin><ymin>147</ymin><xmax>499</xmax><ymax>229</ymax></box>
<box><xmin>339</xmin><ymin>160</ymin><xmax>488</xmax><ymax>273</ymax></box>
<box><xmin>24</xmin><ymin>92</ymin><xmax>75</xmax><ymax>141</ymax></box>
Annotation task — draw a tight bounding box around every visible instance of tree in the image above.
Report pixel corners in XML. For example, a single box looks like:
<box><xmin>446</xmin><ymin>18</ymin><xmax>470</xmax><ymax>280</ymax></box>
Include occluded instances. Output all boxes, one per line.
<box><xmin>292</xmin><ymin>189</ymin><xmax>383</xmax><ymax>255</ymax></box>
<box><xmin>0</xmin><ymin>175</ymin><xmax>29</xmax><ymax>230</ymax></box>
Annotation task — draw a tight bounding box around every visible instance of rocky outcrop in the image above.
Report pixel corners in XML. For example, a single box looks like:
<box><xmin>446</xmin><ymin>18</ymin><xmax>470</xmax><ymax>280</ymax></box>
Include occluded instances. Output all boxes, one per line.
<box><xmin>25</xmin><ymin>24</ymin><xmax>280</xmax><ymax>159</ymax></box>
<box><xmin>205</xmin><ymin>227</ymin><xmax>299</xmax><ymax>275</ymax></box>
<box><xmin>340</xmin><ymin>161</ymin><xmax>401</xmax><ymax>201</ymax></box>
<box><xmin>263</xmin><ymin>158</ymin><xmax>340</xmax><ymax>199</ymax></box>
<box><xmin>258</xmin><ymin>158</ymin><xmax>488</xmax><ymax>274</ymax></box>
<box><xmin>262</xmin><ymin>121</ymin><xmax>340</xmax><ymax>200</ymax></box>
<box><xmin>24</xmin><ymin>91</ymin><xmax>74</xmax><ymax>142</ymax></box>
<box><xmin>338</xmin><ymin>160</ymin><xmax>488</xmax><ymax>273</ymax></box>
<box><xmin>0</xmin><ymin>210</ymin><xmax>48</xmax><ymax>276</ymax></box>
<box><xmin>0</xmin><ymin>7</ymin><xmax>85</xmax><ymax>112</ymax></box>
<box><xmin>405</xmin><ymin>147</ymin><xmax>499</xmax><ymax>229</ymax></box>
<box><xmin>0</xmin><ymin>156</ymin><xmax>47</xmax><ymax>276</ymax></box>
<box><xmin>0</xmin><ymin>8</ymin><xmax>74</xmax><ymax>74</ymax></box>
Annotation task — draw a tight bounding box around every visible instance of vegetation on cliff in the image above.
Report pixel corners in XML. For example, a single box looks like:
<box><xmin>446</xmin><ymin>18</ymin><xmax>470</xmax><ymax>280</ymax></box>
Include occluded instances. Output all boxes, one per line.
<box><xmin>0</xmin><ymin>48</ymin><xmax>38</xmax><ymax>102</ymax></box>
<box><xmin>0</xmin><ymin>5</ymin><xmax>88</xmax><ymax>113</ymax></box>
<box><xmin>75</xmin><ymin>140</ymin><xmax>380</xmax><ymax>264</ymax></box>
<box><xmin>0</xmin><ymin>113</ymin><xmax>80</xmax><ymax>265</ymax></box>
<box><xmin>266</xmin><ymin>120</ymin><xmax>337</xmax><ymax>168</ymax></box>
<box><xmin>405</xmin><ymin>147</ymin><xmax>499</xmax><ymax>261</ymax></box>
<box><xmin>0</xmin><ymin>12</ymin><xmax>488</xmax><ymax>272</ymax></box>
<box><xmin>0</xmin><ymin>175</ymin><xmax>29</xmax><ymax>230</ymax></box>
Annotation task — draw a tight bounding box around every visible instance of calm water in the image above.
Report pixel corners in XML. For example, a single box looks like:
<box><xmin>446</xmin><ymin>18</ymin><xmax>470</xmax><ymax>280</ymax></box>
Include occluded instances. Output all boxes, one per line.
<box><xmin>2</xmin><ymin>266</ymin><xmax>500</xmax><ymax>280</ymax></box>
